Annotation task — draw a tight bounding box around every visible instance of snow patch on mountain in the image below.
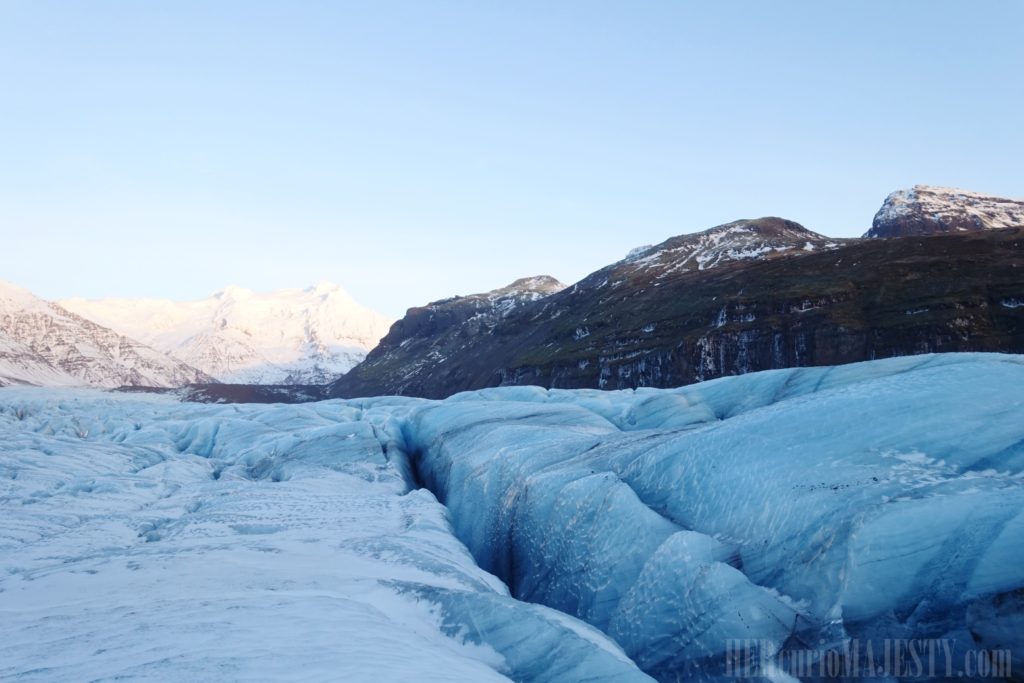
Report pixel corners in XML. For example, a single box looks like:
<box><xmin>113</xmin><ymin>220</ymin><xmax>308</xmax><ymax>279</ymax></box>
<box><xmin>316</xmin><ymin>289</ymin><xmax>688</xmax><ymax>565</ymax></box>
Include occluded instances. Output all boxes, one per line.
<box><xmin>616</xmin><ymin>218</ymin><xmax>839</xmax><ymax>283</ymax></box>
<box><xmin>61</xmin><ymin>282</ymin><xmax>393</xmax><ymax>384</ymax></box>
<box><xmin>480</xmin><ymin>276</ymin><xmax>566</xmax><ymax>315</ymax></box>
<box><xmin>866</xmin><ymin>185</ymin><xmax>1024</xmax><ymax>238</ymax></box>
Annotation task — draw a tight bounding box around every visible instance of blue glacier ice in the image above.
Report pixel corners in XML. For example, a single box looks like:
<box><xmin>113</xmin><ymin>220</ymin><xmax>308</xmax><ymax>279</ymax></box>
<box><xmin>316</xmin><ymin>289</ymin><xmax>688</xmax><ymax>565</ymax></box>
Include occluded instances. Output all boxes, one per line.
<box><xmin>1</xmin><ymin>353</ymin><xmax>1022</xmax><ymax>681</ymax></box>
<box><xmin>0</xmin><ymin>391</ymin><xmax>649</xmax><ymax>682</ymax></box>
<box><xmin>404</xmin><ymin>353</ymin><xmax>1024</xmax><ymax>680</ymax></box>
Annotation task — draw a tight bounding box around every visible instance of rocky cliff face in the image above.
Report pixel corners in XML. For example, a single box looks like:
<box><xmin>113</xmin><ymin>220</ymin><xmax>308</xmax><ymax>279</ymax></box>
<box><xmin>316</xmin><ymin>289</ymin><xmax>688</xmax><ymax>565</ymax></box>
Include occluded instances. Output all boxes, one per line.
<box><xmin>330</xmin><ymin>221</ymin><xmax>1024</xmax><ymax>399</ymax></box>
<box><xmin>0</xmin><ymin>280</ymin><xmax>214</xmax><ymax>388</ymax></box>
<box><xmin>865</xmin><ymin>185</ymin><xmax>1024</xmax><ymax>238</ymax></box>
<box><xmin>334</xmin><ymin>276</ymin><xmax>564</xmax><ymax>398</ymax></box>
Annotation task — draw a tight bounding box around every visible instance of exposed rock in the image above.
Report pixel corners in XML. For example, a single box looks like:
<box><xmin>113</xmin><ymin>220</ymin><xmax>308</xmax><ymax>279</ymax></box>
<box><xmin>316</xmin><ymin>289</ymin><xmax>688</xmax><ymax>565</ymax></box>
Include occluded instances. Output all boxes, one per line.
<box><xmin>866</xmin><ymin>185</ymin><xmax>1024</xmax><ymax>238</ymax></box>
<box><xmin>0</xmin><ymin>280</ymin><xmax>213</xmax><ymax>388</ymax></box>
<box><xmin>333</xmin><ymin>275</ymin><xmax>564</xmax><ymax>398</ymax></box>
<box><xmin>330</xmin><ymin>227</ymin><xmax>1024</xmax><ymax>399</ymax></box>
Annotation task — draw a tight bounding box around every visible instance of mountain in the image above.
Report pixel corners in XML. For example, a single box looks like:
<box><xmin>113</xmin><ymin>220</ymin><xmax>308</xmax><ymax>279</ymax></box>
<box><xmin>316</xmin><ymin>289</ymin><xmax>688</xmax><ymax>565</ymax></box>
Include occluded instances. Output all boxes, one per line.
<box><xmin>334</xmin><ymin>276</ymin><xmax>564</xmax><ymax>398</ymax></box>
<box><xmin>330</xmin><ymin>217</ymin><xmax>1024</xmax><ymax>399</ymax></box>
<box><xmin>866</xmin><ymin>185</ymin><xmax>1024</xmax><ymax>238</ymax></box>
<box><xmin>0</xmin><ymin>280</ymin><xmax>212</xmax><ymax>388</ymax></box>
<box><xmin>330</xmin><ymin>218</ymin><xmax>844</xmax><ymax>398</ymax></box>
<box><xmin>606</xmin><ymin>216</ymin><xmax>839</xmax><ymax>282</ymax></box>
<box><xmin>61</xmin><ymin>282</ymin><xmax>392</xmax><ymax>384</ymax></box>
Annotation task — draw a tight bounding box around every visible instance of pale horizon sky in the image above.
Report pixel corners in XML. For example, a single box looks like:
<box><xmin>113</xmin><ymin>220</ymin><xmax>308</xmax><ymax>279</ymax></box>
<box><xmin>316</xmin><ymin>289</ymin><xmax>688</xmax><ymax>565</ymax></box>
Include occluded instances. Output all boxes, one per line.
<box><xmin>2</xmin><ymin>1</ymin><xmax>1022</xmax><ymax>318</ymax></box>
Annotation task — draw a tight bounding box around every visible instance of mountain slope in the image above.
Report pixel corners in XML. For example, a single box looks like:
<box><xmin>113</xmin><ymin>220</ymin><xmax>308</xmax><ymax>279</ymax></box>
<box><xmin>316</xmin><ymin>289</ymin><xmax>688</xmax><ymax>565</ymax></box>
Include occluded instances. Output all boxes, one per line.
<box><xmin>62</xmin><ymin>282</ymin><xmax>392</xmax><ymax>384</ymax></box>
<box><xmin>0</xmin><ymin>280</ymin><xmax>213</xmax><ymax>388</ymax></box>
<box><xmin>330</xmin><ymin>224</ymin><xmax>1024</xmax><ymax>399</ymax></box>
<box><xmin>866</xmin><ymin>185</ymin><xmax>1024</xmax><ymax>238</ymax></box>
<box><xmin>601</xmin><ymin>217</ymin><xmax>839</xmax><ymax>285</ymax></box>
<box><xmin>335</xmin><ymin>276</ymin><xmax>564</xmax><ymax>398</ymax></box>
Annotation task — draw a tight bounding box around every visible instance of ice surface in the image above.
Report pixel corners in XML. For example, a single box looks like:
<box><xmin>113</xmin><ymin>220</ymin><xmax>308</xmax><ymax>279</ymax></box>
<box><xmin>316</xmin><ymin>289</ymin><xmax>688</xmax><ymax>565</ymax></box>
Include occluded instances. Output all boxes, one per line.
<box><xmin>405</xmin><ymin>353</ymin><xmax>1024</xmax><ymax>679</ymax></box>
<box><xmin>2</xmin><ymin>353</ymin><xmax>1023</xmax><ymax>682</ymax></box>
<box><xmin>0</xmin><ymin>390</ymin><xmax>649</xmax><ymax>682</ymax></box>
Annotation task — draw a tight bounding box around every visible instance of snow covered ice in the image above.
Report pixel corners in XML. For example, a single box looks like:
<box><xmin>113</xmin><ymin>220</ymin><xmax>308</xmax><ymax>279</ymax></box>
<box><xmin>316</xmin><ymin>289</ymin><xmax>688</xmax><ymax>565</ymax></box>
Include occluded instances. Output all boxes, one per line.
<box><xmin>0</xmin><ymin>392</ymin><xmax>647</xmax><ymax>682</ymax></box>
<box><xmin>2</xmin><ymin>353</ymin><xmax>1023</xmax><ymax>681</ymax></box>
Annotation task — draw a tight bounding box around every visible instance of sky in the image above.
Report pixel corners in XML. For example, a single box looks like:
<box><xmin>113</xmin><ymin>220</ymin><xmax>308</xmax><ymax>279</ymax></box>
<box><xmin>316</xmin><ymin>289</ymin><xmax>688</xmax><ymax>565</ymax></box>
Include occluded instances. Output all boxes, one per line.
<box><xmin>1</xmin><ymin>1</ymin><xmax>1022</xmax><ymax>318</ymax></box>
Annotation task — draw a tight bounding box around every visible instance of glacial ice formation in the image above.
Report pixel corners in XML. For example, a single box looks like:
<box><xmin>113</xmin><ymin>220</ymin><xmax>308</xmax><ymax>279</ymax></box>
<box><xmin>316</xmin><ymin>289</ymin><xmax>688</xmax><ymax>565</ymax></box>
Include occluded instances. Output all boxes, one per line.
<box><xmin>0</xmin><ymin>392</ymin><xmax>648</xmax><ymax>682</ymax></box>
<box><xmin>2</xmin><ymin>353</ymin><xmax>1023</xmax><ymax>681</ymax></box>
<box><xmin>406</xmin><ymin>353</ymin><xmax>1024</xmax><ymax>679</ymax></box>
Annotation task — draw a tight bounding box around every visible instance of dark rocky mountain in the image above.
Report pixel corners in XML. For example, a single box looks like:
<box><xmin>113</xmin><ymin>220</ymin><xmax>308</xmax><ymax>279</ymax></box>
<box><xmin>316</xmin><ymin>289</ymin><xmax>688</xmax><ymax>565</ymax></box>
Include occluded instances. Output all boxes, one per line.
<box><xmin>333</xmin><ymin>276</ymin><xmax>565</xmax><ymax>398</ymax></box>
<box><xmin>330</xmin><ymin>215</ymin><xmax>1024</xmax><ymax>399</ymax></box>
<box><xmin>866</xmin><ymin>185</ymin><xmax>1024</xmax><ymax>238</ymax></box>
<box><xmin>604</xmin><ymin>217</ymin><xmax>840</xmax><ymax>280</ymax></box>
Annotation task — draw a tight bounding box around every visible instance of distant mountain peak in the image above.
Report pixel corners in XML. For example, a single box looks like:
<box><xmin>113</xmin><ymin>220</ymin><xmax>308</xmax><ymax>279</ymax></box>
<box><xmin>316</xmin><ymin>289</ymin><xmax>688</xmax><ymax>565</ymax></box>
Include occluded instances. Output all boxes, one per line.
<box><xmin>215</xmin><ymin>284</ymin><xmax>253</xmax><ymax>299</ymax></box>
<box><xmin>489</xmin><ymin>275</ymin><xmax>566</xmax><ymax>299</ymax></box>
<box><xmin>623</xmin><ymin>217</ymin><xmax>827</xmax><ymax>263</ymax></box>
<box><xmin>425</xmin><ymin>275</ymin><xmax>565</xmax><ymax>310</ymax></box>
<box><xmin>590</xmin><ymin>217</ymin><xmax>839</xmax><ymax>292</ymax></box>
<box><xmin>0</xmin><ymin>278</ymin><xmax>47</xmax><ymax>310</ymax></box>
<box><xmin>866</xmin><ymin>185</ymin><xmax>1024</xmax><ymax>238</ymax></box>
<box><xmin>1</xmin><ymin>281</ymin><xmax>212</xmax><ymax>388</ymax></box>
<box><xmin>304</xmin><ymin>280</ymin><xmax>351</xmax><ymax>297</ymax></box>
<box><xmin>61</xmin><ymin>283</ymin><xmax>392</xmax><ymax>385</ymax></box>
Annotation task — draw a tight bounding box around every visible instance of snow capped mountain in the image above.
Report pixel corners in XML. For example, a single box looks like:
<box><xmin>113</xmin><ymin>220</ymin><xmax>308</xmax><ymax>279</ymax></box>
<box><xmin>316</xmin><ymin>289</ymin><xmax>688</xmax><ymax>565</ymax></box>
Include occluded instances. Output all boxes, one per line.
<box><xmin>599</xmin><ymin>217</ymin><xmax>839</xmax><ymax>289</ymax></box>
<box><xmin>0</xmin><ymin>280</ymin><xmax>212</xmax><ymax>388</ymax></box>
<box><xmin>61</xmin><ymin>282</ymin><xmax>393</xmax><ymax>385</ymax></box>
<box><xmin>866</xmin><ymin>185</ymin><xmax>1024</xmax><ymax>238</ymax></box>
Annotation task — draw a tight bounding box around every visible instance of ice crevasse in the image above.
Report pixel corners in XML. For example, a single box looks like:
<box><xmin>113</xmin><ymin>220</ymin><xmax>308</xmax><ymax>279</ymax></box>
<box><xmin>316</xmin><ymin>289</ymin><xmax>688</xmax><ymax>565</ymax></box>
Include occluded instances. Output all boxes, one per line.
<box><xmin>403</xmin><ymin>353</ymin><xmax>1024</xmax><ymax>680</ymax></box>
<box><xmin>1</xmin><ymin>353</ymin><xmax>1023</xmax><ymax>682</ymax></box>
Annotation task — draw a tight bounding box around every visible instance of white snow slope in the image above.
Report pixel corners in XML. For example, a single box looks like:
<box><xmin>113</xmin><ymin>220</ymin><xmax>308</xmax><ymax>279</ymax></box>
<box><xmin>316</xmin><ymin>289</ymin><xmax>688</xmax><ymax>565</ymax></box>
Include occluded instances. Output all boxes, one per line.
<box><xmin>2</xmin><ymin>353</ymin><xmax>1022</xmax><ymax>681</ymax></box>
<box><xmin>0</xmin><ymin>280</ymin><xmax>212</xmax><ymax>389</ymax></box>
<box><xmin>61</xmin><ymin>282</ymin><xmax>393</xmax><ymax>385</ymax></box>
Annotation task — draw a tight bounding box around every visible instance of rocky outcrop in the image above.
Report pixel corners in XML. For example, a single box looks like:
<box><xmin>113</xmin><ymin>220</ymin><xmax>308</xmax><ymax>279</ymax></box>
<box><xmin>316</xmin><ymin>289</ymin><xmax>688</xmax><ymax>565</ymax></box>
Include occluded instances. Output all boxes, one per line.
<box><xmin>603</xmin><ymin>217</ymin><xmax>840</xmax><ymax>282</ymax></box>
<box><xmin>331</xmin><ymin>276</ymin><xmax>564</xmax><ymax>399</ymax></box>
<box><xmin>865</xmin><ymin>185</ymin><xmax>1024</xmax><ymax>238</ymax></box>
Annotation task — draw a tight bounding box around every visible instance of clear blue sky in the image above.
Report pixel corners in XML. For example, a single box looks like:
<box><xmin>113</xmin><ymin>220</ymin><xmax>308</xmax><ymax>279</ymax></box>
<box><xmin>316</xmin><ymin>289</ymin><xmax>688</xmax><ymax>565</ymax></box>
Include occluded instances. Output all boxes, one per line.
<box><xmin>2</xmin><ymin>1</ymin><xmax>1022</xmax><ymax>317</ymax></box>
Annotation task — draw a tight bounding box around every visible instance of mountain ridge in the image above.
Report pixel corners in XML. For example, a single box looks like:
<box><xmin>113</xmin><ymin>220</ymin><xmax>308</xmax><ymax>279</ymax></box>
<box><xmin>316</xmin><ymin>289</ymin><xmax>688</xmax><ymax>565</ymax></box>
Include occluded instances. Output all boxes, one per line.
<box><xmin>0</xmin><ymin>280</ymin><xmax>213</xmax><ymax>388</ymax></box>
<box><xmin>330</xmin><ymin>194</ymin><xmax>1024</xmax><ymax>399</ymax></box>
<box><xmin>61</xmin><ymin>282</ymin><xmax>392</xmax><ymax>384</ymax></box>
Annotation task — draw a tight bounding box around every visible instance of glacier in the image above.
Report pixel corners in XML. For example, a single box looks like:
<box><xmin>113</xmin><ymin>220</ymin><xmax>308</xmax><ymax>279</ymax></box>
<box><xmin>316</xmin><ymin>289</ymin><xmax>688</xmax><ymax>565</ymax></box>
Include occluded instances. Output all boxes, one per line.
<box><xmin>2</xmin><ymin>353</ymin><xmax>1023</xmax><ymax>681</ymax></box>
